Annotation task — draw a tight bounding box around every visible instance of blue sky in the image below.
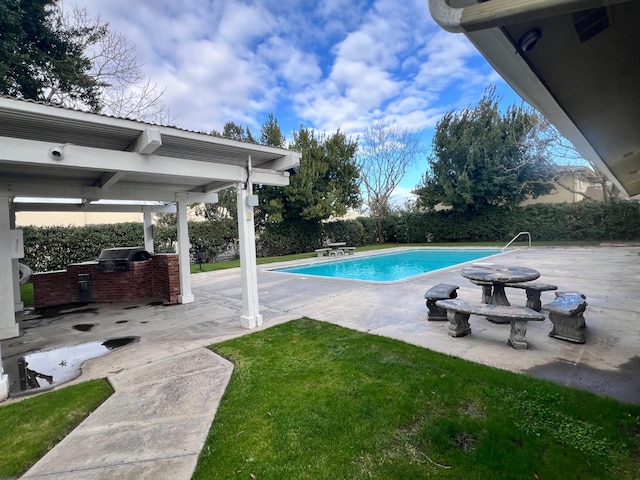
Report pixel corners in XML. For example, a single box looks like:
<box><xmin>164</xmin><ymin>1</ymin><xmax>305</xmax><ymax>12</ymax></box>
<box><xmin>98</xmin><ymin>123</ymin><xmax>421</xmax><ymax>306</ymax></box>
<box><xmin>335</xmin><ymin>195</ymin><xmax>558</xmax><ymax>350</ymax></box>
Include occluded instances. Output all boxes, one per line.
<box><xmin>73</xmin><ymin>0</ymin><xmax>524</xmax><ymax>202</ymax></box>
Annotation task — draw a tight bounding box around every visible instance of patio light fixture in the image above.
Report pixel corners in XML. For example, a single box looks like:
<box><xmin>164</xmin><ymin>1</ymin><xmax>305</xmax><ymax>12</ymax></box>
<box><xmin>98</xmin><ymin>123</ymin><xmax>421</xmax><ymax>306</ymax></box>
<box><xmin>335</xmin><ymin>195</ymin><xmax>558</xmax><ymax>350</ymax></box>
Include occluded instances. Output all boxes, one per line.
<box><xmin>518</xmin><ymin>28</ymin><xmax>542</xmax><ymax>52</ymax></box>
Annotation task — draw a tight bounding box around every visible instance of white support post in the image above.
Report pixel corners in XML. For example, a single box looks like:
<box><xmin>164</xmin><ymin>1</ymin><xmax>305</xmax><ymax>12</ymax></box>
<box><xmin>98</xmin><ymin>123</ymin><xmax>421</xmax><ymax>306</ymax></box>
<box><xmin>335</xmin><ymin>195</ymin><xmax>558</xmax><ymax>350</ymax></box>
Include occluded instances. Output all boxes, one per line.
<box><xmin>236</xmin><ymin>160</ymin><xmax>263</xmax><ymax>329</ymax></box>
<box><xmin>175</xmin><ymin>195</ymin><xmax>194</xmax><ymax>304</ymax></box>
<box><xmin>143</xmin><ymin>210</ymin><xmax>154</xmax><ymax>253</ymax></box>
<box><xmin>9</xmin><ymin>201</ymin><xmax>23</xmax><ymax>312</ymax></box>
<box><xmin>0</xmin><ymin>196</ymin><xmax>18</xmax><ymax>400</ymax></box>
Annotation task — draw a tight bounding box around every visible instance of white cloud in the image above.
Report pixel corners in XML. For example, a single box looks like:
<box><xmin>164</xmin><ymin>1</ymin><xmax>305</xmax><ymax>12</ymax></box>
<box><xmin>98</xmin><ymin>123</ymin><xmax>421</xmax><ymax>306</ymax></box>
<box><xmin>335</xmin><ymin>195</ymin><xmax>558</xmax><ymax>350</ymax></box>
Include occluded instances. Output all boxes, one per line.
<box><xmin>390</xmin><ymin>186</ymin><xmax>417</xmax><ymax>208</ymax></box>
<box><xmin>70</xmin><ymin>0</ymin><xmax>514</xmax><ymax>173</ymax></box>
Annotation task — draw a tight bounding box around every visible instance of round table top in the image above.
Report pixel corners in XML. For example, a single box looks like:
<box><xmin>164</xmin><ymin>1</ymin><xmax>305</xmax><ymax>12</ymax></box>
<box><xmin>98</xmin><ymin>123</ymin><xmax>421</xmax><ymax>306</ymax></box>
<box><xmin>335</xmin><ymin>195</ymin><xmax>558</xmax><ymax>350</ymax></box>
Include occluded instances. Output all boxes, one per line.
<box><xmin>461</xmin><ymin>264</ymin><xmax>540</xmax><ymax>283</ymax></box>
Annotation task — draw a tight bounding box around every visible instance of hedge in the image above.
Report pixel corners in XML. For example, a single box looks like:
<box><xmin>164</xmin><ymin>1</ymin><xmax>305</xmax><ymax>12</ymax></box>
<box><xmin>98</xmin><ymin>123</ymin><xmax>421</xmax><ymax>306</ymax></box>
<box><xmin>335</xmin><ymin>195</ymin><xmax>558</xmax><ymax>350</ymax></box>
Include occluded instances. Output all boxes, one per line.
<box><xmin>385</xmin><ymin>202</ymin><xmax>640</xmax><ymax>243</ymax></box>
<box><xmin>18</xmin><ymin>202</ymin><xmax>640</xmax><ymax>272</ymax></box>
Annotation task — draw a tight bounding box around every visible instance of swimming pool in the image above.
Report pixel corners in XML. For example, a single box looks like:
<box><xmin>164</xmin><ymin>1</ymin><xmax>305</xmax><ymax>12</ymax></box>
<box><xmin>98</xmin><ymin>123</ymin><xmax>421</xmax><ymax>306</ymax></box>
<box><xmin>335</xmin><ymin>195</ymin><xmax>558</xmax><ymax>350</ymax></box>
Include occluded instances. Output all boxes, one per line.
<box><xmin>273</xmin><ymin>248</ymin><xmax>502</xmax><ymax>282</ymax></box>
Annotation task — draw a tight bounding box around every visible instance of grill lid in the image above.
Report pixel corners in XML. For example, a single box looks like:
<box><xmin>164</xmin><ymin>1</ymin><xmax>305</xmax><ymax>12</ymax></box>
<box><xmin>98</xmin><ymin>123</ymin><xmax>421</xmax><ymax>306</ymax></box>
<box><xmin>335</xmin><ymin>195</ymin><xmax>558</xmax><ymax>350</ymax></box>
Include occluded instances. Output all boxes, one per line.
<box><xmin>98</xmin><ymin>247</ymin><xmax>151</xmax><ymax>262</ymax></box>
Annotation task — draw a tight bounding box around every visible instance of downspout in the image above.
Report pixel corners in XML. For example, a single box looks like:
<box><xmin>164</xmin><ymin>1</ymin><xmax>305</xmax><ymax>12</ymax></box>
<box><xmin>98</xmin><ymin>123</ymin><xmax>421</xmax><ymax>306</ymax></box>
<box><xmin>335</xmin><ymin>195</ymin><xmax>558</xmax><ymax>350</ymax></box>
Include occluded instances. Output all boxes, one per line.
<box><xmin>429</xmin><ymin>0</ymin><xmax>629</xmax><ymax>32</ymax></box>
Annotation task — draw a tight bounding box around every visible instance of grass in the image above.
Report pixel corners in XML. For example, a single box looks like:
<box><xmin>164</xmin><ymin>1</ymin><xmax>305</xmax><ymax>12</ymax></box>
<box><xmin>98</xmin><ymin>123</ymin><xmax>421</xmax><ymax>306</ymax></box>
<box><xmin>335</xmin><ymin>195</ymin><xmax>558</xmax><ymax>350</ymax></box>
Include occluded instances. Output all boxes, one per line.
<box><xmin>194</xmin><ymin>319</ymin><xmax>640</xmax><ymax>480</ymax></box>
<box><xmin>20</xmin><ymin>281</ymin><xmax>34</xmax><ymax>307</ymax></box>
<box><xmin>190</xmin><ymin>241</ymin><xmax>600</xmax><ymax>274</ymax></box>
<box><xmin>0</xmin><ymin>379</ymin><xmax>113</xmax><ymax>478</ymax></box>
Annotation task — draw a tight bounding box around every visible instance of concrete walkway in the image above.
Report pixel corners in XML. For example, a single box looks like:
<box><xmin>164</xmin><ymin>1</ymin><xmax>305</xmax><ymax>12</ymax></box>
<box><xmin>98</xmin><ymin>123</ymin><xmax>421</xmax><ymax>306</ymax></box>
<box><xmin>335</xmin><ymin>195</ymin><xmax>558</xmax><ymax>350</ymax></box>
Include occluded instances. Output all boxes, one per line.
<box><xmin>3</xmin><ymin>245</ymin><xmax>639</xmax><ymax>478</ymax></box>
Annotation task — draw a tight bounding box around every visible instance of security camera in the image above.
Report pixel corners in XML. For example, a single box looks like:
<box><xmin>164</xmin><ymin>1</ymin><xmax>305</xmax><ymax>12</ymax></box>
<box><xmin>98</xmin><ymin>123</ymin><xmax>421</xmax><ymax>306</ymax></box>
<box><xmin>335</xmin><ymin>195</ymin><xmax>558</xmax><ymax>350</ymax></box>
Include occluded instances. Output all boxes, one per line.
<box><xmin>49</xmin><ymin>146</ymin><xmax>64</xmax><ymax>160</ymax></box>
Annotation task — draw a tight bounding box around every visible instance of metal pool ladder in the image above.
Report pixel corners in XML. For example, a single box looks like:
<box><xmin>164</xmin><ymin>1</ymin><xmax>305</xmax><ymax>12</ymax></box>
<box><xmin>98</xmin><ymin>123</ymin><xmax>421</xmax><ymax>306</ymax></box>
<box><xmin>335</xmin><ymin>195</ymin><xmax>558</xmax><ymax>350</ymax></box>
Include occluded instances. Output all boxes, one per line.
<box><xmin>502</xmin><ymin>231</ymin><xmax>531</xmax><ymax>251</ymax></box>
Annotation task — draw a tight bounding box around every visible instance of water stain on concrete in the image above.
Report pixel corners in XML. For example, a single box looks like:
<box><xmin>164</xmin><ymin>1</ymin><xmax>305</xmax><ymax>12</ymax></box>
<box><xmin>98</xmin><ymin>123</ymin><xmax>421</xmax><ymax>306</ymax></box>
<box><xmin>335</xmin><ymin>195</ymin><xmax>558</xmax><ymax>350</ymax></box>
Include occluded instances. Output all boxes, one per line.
<box><xmin>72</xmin><ymin>324</ymin><xmax>97</xmax><ymax>332</ymax></box>
<box><xmin>20</xmin><ymin>305</ymin><xmax>99</xmax><ymax>330</ymax></box>
<box><xmin>525</xmin><ymin>356</ymin><xmax>640</xmax><ymax>405</ymax></box>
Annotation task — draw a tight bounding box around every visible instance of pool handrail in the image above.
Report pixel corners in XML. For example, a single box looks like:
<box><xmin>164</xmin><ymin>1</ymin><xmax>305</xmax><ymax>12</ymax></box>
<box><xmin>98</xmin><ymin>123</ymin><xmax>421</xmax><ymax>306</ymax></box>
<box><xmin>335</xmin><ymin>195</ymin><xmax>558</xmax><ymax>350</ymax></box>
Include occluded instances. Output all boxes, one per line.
<box><xmin>502</xmin><ymin>232</ymin><xmax>531</xmax><ymax>251</ymax></box>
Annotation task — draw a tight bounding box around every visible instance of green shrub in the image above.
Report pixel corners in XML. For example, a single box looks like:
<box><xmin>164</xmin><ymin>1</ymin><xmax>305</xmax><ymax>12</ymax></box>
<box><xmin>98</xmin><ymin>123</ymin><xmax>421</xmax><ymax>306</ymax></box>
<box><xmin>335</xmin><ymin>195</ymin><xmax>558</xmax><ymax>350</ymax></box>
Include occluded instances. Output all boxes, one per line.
<box><xmin>19</xmin><ymin>201</ymin><xmax>640</xmax><ymax>271</ymax></box>
<box><xmin>22</xmin><ymin>223</ymin><xmax>144</xmax><ymax>272</ymax></box>
<box><xmin>323</xmin><ymin>219</ymin><xmax>367</xmax><ymax>246</ymax></box>
<box><xmin>388</xmin><ymin>201</ymin><xmax>640</xmax><ymax>244</ymax></box>
<box><xmin>256</xmin><ymin>220</ymin><xmax>323</xmax><ymax>257</ymax></box>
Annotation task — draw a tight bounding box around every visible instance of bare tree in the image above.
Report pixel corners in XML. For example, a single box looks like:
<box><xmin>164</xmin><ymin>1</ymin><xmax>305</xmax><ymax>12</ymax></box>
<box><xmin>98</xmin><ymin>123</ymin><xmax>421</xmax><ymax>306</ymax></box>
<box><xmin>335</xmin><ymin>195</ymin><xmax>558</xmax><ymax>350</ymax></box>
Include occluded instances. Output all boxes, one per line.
<box><xmin>538</xmin><ymin>119</ymin><xmax>621</xmax><ymax>204</ymax></box>
<box><xmin>49</xmin><ymin>4</ymin><xmax>173</xmax><ymax>124</ymax></box>
<box><xmin>358</xmin><ymin>120</ymin><xmax>424</xmax><ymax>243</ymax></box>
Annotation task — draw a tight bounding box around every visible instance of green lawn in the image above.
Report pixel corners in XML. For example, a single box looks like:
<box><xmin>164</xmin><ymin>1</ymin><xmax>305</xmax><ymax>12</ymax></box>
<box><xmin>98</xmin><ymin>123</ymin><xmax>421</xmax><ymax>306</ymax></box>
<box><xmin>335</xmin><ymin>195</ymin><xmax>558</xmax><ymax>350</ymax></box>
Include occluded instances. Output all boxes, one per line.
<box><xmin>20</xmin><ymin>281</ymin><xmax>34</xmax><ymax>307</ymax></box>
<box><xmin>0</xmin><ymin>379</ymin><xmax>113</xmax><ymax>478</ymax></box>
<box><xmin>194</xmin><ymin>319</ymin><xmax>640</xmax><ymax>480</ymax></box>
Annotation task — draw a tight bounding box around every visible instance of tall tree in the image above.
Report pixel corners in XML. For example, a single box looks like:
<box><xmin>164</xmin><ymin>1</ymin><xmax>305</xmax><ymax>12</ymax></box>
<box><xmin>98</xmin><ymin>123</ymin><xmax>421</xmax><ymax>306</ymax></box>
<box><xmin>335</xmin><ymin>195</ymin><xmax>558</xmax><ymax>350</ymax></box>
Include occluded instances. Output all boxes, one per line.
<box><xmin>212</xmin><ymin>120</ymin><xmax>256</xmax><ymax>143</ymax></box>
<box><xmin>1</xmin><ymin>1</ymin><xmax>171</xmax><ymax>122</ymax></box>
<box><xmin>0</xmin><ymin>0</ymin><xmax>99</xmax><ymax>108</ymax></box>
<box><xmin>260</xmin><ymin>112</ymin><xmax>286</xmax><ymax>148</ymax></box>
<box><xmin>358</xmin><ymin>120</ymin><xmax>423</xmax><ymax>243</ymax></box>
<box><xmin>415</xmin><ymin>87</ymin><xmax>554</xmax><ymax>213</ymax></box>
<box><xmin>256</xmin><ymin>126</ymin><xmax>360</xmax><ymax>225</ymax></box>
<box><xmin>196</xmin><ymin>121</ymin><xmax>259</xmax><ymax>222</ymax></box>
<box><xmin>55</xmin><ymin>5</ymin><xmax>171</xmax><ymax>122</ymax></box>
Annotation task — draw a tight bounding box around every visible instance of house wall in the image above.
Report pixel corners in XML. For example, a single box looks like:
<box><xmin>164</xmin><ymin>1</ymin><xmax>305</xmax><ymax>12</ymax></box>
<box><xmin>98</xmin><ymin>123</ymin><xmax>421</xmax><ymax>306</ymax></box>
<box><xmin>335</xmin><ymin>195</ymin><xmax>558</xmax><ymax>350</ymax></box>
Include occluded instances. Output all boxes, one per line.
<box><xmin>16</xmin><ymin>211</ymin><xmax>143</xmax><ymax>227</ymax></box>
<box><xmin>521</xmin><ymin>174</ymin><xmax>602</xmax><ymax>205</ymax></box>
<box><xmin>33</xmin><ymin>254</ymin><xmax>180</xmax><ymax>308</ymax></box>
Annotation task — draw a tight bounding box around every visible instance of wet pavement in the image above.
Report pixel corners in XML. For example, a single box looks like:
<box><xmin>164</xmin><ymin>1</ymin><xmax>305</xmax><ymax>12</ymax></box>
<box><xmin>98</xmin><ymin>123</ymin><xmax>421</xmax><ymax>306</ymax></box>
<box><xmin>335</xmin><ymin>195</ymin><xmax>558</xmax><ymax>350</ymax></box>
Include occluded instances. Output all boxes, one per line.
<box><xmin>2</xmin><ymin>245</ymin><xmax>640</xmax><ymax>478</ymax></box>
<box><xmin>3</xmin><ymin>336</ymin><xmax>138</xmax><ymax>397</ymax></box>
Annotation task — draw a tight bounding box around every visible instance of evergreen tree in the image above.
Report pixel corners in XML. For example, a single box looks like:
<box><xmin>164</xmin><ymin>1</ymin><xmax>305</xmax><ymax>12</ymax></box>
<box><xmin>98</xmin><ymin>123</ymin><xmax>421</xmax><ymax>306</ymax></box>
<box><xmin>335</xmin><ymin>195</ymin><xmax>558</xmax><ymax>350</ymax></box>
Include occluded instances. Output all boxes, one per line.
<box><xmin>0</xmin><ymin>0</ymin><xmax>100</xmax><ymax>108</ymax></box>
<box><xmin>255</xmin><ymin>126</ymin><xmax>360</xmax><ymax>225</ymax></box>
<box><xmin>415</xmin><ymin>87</ymin><xmax>554</xmax><ymax>214</ymax></box>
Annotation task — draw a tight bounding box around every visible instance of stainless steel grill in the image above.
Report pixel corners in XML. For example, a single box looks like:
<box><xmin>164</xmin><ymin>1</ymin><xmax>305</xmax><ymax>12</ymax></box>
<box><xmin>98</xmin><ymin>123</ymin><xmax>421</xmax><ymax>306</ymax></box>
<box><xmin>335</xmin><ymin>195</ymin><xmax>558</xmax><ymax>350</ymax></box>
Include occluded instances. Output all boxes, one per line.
<box><xmin>96</xmin><ymin>247</ymin><xmax>151</xmax><ymax>272</ymax></box>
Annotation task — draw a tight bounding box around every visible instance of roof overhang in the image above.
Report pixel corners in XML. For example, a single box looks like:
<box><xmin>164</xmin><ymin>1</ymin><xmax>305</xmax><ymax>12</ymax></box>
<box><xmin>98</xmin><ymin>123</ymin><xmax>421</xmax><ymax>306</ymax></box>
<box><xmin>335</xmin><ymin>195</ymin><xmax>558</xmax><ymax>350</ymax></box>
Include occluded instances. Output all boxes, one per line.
<box><xmin>0</xmin><ymin>97</ymin><xmax>300</xmax><ymax>210</ymax></box>
<box><xmin>429</xmin><ymin>0</ymin><xmax>640</xmax><ymax>197</ymax></box>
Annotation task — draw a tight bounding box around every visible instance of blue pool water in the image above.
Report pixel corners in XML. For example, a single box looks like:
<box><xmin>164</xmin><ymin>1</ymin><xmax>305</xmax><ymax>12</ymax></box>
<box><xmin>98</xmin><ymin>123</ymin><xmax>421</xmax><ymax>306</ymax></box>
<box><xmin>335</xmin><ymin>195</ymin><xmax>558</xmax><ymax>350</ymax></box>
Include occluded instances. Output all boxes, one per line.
<box><xmin>274</xmin><ymin>249</ymin><xmax>502</xmax><ymax>282</ymax></box>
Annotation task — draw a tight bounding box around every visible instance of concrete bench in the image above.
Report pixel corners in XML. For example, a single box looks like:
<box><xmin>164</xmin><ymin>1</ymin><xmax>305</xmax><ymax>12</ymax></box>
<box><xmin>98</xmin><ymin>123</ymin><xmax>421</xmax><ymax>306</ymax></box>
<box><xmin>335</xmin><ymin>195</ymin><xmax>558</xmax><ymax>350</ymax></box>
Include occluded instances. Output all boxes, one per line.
<box><xmin>315</xmin><ymin>248</ymin><xmax>331</xmax><ymax>257</ymax></box>
<box><xmin>436</xmin><ymin>299</ymin><xmax>545</xmax><ymax>349</ymax></box>
<box><xmin>343</xmin><ymin>246</ymin><xmax>356</xmax><ymax>255</ymax></box>
<box><xmin>424</xmin><ymin>283</ymin><xmax>459</xmax><ymax>321</ymax></box>
<box><xmin>542</xmin><ymin>292</ymin><xmax>588</xmax><ymax>344</ymax></box>
<box><xmin>505</xmin><ymin>282</ymin><xmax>558</xmax><ymax>311</ymax></box>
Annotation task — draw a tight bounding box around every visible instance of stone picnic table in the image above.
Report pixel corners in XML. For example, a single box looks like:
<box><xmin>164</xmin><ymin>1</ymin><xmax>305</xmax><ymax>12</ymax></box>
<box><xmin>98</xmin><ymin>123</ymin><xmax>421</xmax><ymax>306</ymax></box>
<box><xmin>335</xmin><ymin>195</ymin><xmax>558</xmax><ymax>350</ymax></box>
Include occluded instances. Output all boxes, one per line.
<box><xmin>461</xmin><ymin>265</ymin><xmax>540</xmax><ymax>323</ymax></box>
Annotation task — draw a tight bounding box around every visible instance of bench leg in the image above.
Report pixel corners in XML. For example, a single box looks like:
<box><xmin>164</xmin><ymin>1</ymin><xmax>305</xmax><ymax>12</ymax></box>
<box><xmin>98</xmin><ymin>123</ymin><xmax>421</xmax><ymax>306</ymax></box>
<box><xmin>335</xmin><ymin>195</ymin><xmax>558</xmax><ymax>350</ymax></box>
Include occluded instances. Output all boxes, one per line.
<box><xmin>508</xmin><ymin>319</ymin><xmax>528</xmax><ymax>350</ymax></box>
<box><xmin>447</xmin><ymin>311</ymin><xmax>471</xmax><ymax>337</ymax></box>
<box><xmin>525</xmin><ymin>290</ymin><xmax>543</xmax><ymax>312</ymax></box>
<box><xmin>317</xmin><ymin>251</ymin><xmax>324</xmax><ymax>257</ymax></box>
<box><xmin>426</xmin><ymin>299</ymin><xmax>448</xmax><ymax>321</ymax></box>
<box><xmin>548</xmin><ymin>312</ymin><xmax>586</xmax><ymax>343</ymax></box>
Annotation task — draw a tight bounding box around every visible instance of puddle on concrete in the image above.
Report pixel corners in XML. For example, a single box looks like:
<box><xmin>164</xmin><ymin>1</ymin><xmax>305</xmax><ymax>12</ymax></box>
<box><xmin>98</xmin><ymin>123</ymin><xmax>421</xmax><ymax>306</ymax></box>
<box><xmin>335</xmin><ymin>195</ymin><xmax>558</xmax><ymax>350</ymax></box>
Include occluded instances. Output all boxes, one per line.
<box><xmin>115</xmin><ymin>320</ymin><xmax>128</xmax><ymax>324</ymax></box>
<box><xmin>123</xmin><ymin>305</ymin><xmax>139</xmax><ymax>310</ymax></box>
<box><xmin>72</xmin><ymin>323</ymin><xmax>97</xmax><ymax>332</ymax></box>
<box><xmin>2</xmin><ymin>336</ymin><xmax>139</xmax><ymax>397</ymax></box>
<box><xmin>525</xmin><ymin>356</ymin><xmax>640</xmax><ymax>405</ymax></box>
<box><xmin>147</xmin><ymin>301</ymin><xmax>164</xmax><ymax>307</ymax></box>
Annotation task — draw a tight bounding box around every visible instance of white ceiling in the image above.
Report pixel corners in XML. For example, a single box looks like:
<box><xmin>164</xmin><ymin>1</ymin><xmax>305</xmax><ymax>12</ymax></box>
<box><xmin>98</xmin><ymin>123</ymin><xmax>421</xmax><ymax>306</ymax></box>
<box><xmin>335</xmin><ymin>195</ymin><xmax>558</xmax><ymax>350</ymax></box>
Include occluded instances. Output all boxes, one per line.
<box><xmin>430</xmin><ymin>0</ymin><xmax>640</xmax><ymax>197</ymax></box>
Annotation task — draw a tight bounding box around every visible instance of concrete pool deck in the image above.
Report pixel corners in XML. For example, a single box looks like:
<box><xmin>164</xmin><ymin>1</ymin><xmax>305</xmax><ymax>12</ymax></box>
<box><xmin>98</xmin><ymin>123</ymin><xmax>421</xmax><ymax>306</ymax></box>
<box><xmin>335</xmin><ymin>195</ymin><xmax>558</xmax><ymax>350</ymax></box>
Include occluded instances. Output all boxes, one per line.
<box><xmin>4</xmin><ymin>245</ymin><xmax>640</xmax><ymax>478</ymax></box>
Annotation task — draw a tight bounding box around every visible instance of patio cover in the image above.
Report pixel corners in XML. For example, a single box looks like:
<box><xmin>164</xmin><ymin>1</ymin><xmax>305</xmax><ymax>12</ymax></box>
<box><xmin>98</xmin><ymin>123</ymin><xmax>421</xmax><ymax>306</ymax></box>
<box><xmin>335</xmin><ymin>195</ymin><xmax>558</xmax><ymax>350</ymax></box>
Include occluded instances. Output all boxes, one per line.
<box><xmin>429</xmin><ymin>0</ymin><xmax>640</xmax><ymax>197</ymax></box>
<box><xmin>0</xmin><ymin>96</ymin><xmax>300</xmax><ymax>399</ymax></box>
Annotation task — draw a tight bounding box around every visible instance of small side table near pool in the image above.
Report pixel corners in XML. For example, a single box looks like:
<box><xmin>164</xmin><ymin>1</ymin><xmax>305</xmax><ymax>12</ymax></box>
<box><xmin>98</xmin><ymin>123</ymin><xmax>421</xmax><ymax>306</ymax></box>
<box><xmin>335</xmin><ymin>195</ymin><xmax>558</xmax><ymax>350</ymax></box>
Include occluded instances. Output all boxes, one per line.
<box><xmin>461</xmin><ymin>265</ymin><xmax>540</xmax><ymax>323</ymax></box>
